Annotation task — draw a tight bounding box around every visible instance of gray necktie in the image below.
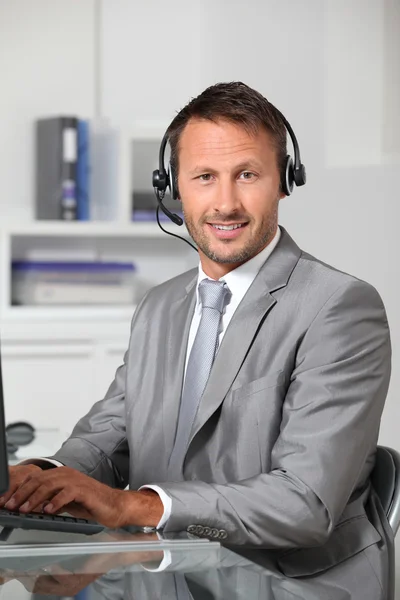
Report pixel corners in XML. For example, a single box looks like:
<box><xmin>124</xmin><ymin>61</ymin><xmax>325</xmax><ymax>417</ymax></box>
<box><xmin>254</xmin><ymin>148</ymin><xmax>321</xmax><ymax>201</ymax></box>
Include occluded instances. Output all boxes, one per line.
<box><xmin>168</xmin><ymin>279</ymin><xmax>230</xmax><ymax>479</ymax></box>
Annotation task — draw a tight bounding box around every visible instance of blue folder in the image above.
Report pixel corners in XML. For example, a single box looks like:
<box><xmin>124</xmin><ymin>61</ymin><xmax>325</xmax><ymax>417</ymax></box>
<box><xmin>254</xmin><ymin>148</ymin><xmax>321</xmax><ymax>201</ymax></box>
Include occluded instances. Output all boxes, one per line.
<box><xmin>77</xmin><ymin>119</ymin><xmax>90</xmax><ymax>220</ymax></box>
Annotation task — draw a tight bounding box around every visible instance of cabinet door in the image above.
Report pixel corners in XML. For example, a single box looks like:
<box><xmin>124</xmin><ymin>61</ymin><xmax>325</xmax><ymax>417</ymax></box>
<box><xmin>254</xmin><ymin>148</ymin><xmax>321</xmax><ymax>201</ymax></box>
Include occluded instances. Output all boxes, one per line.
<box><xmin>2</xmin><ymin>343</ymin><xmax>96</xmax><ymax>435</ymax></box>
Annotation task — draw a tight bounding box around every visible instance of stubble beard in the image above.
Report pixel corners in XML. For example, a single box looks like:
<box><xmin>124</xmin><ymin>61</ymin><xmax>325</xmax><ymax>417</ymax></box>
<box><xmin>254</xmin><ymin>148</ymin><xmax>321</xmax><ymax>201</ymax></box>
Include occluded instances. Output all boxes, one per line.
<box><xmin>183</xmin><ymin>204</ymin><xmax>279</xmax><ymax>265</ymax></box>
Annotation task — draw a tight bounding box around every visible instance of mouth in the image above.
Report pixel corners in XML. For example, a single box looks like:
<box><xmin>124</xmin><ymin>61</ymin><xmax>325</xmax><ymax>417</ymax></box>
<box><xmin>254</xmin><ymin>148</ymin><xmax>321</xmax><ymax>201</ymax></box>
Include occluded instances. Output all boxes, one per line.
<box><xmin>206</xmin><ymin>222</ymin><xmax>249</xmax><ymax>240</ymax></box>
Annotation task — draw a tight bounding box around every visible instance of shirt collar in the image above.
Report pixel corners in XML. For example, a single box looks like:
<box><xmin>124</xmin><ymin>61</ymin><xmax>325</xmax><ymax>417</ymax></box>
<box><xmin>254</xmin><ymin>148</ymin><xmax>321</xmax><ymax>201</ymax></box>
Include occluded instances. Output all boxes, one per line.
<box><xmin>196</xmin><ymin>225</ymin><xmax>281</xmax><ymax>306</ymax></box>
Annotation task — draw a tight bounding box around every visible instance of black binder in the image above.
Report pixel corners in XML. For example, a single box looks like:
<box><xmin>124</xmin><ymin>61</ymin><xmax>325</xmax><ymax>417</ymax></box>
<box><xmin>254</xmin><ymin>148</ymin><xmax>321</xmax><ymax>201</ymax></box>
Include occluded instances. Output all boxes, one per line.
<box><xmin>35</xmin><ymin>116</ymin><xmax>78</xmax><ymax>220</ymax></box>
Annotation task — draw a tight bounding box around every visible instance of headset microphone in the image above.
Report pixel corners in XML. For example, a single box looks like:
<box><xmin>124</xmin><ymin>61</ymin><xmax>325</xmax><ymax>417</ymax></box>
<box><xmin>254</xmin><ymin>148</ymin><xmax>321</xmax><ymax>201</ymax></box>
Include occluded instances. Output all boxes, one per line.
<box><xmin>152</xmin><ymin>186</ymin><xmax>183</xmax><ymax>226</ymax></box>
<box><xmin>163</xmin><ymin>210</ymin><xmax>183</xmax><ymax>226</ymax></box>
<box><xmin>164</xmin><ymin>210</ymin><xmax>183</xmax><ymax>227</ymax></box>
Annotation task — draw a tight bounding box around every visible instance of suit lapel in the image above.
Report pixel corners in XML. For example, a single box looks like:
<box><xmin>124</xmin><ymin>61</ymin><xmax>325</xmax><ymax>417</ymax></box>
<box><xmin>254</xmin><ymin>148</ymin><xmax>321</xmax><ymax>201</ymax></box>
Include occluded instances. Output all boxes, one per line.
<box><xmin>162</xmin><ymin>274</ymin><xmax>197</xmax><ymax>460</ymax></box>
<box><xmin>188</xmin><ymin>226</ymin><xmax>302</xmax><ymax>446</ymax></box>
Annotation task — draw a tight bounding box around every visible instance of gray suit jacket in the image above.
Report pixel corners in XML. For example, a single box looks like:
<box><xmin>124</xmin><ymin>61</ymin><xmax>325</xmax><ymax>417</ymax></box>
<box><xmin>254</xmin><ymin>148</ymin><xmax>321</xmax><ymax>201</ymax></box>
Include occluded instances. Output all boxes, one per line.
<box><xmin>52</xmin><ymin>226</ymin><xmax>392</xmax><ymax>588</ymax></box>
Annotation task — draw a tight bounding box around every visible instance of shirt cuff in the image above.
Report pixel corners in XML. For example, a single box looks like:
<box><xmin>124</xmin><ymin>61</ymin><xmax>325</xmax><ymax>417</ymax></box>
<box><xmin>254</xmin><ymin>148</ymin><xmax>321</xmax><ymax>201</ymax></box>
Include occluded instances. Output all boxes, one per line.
<box><xmin>139</xmin><ymin>485</ymin><xmax>172</xmax><ymax>529</ymax></box>
<box><xmin>18</xmin><ymin>458</ymin><xmax>64</xmax><ymax>469</ymax></box>
<box><xmin>141</xmin><ymin>549</ymin><xmax>172</xmax><ymax>572</ymax></box>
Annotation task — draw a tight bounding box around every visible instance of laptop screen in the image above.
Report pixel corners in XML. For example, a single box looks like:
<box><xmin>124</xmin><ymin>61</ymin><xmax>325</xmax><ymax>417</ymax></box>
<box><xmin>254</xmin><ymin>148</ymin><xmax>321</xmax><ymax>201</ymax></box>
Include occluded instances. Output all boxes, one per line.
<box><xmin>0</xmin><ymin>345</ymin><xmax>9</xmax><ymax>494</ymax></box>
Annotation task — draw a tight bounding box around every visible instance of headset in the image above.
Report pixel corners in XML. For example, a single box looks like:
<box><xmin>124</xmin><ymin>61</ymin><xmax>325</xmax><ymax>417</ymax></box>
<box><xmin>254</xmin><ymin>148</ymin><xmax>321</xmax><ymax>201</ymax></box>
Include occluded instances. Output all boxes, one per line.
<box><xmin>152</xmin><ymin>103</ymin><xmax>306</xmax><ymax>249</ymax></box>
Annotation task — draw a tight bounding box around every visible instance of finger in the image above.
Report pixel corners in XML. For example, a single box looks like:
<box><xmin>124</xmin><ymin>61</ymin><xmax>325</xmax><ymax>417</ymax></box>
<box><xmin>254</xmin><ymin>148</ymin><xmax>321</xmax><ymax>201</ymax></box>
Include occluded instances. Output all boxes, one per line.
<box><xmin>0</xmin><ymin>482</ymin><xmax>21</xmax><ymax>507</ymax></box>
<box><xmin>0</xmin><ymin>472</ymin><xmax>32</xmax><ymax>506</ymax></box>
<box><xmin>42</xmin><ymin>489</ymin><xmax>76</xmax><ymax>515</ymax></box>
<box><xmin>4</xmin><ymin>475</ymin><xmax>42</xmax><ymax>510</ymax></box>
<box><xmin>7</xmin><ymin>473</ymin><xmax>60</xmax><ymax>512</ymax></box>
<box><xmin>19</xmin><ymin>482</ymin><xmax>65</xmax><ymax>513</ymax></box>
<box><xmin>0</xmin><ymin>465</ymin><xmax>42</xmax><ymax>503</ymax></box>
<box><xmin>6</xmin><ymin>468</ymin><xmax>74</xmax><ymax>511</ymax></box>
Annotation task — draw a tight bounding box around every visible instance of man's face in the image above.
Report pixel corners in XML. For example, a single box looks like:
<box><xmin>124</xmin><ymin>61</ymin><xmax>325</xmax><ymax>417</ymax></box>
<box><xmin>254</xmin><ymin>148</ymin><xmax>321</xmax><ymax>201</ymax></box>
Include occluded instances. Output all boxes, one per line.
<box><xmin>177</xmin><ymin>118</ymin><xmax>285</xmax><ymax>276</ymax></box>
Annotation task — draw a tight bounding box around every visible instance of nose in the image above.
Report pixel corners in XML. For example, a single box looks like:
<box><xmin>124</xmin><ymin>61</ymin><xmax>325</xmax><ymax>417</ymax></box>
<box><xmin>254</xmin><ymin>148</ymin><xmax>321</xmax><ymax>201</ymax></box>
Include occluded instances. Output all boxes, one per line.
<box><xmin>212</xmin><ymin>176</ymin><xmax>242</xmax><ymax>215</ymax></box>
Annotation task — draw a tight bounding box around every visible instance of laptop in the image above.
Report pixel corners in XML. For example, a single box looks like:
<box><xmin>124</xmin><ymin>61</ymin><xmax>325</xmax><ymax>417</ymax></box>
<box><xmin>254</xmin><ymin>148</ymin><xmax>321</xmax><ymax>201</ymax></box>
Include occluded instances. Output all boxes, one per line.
<box><xmin>0</xmin><ymin>341</ymin><xmax>103</xmax><ymax>536</ymax></box>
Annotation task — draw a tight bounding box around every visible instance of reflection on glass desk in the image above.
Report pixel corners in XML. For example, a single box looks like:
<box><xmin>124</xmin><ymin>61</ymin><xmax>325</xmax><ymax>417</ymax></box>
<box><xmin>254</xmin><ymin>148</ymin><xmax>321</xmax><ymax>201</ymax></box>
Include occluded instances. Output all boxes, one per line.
<box><xmin>0</xmin><ymin>528</ymin><xmax>384</xmax><ymax>600</ymax></box>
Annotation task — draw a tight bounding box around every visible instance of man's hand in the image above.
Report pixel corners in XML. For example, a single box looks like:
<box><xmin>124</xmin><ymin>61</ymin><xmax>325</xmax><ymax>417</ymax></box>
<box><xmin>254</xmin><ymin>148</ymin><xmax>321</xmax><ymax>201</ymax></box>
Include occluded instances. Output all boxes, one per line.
<box><xmin>0</xmin><ymin>466</ymin><xmax>163</xmax><ymax>529</ymax></box>
<box><xmin>0</xmin><ymin>464</ymin><xmax>43</xmax><ymax>508</ymax></box>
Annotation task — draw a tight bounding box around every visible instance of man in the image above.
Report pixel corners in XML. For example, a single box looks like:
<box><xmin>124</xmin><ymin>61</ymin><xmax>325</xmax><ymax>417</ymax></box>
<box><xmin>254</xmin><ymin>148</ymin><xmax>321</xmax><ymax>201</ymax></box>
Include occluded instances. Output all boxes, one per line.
<box><xmin>0</xmin><ymin>83</ymin><xmax>392</xmax><ymax>595</ymax></box>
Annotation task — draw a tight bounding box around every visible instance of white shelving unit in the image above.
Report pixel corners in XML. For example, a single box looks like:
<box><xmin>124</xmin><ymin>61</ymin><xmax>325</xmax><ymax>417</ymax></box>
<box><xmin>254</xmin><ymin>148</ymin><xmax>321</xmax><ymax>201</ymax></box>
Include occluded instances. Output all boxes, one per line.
<box><xmin>0</xmin><ymin>220</ymin><xmax>196</xmax><ymax>430</ymax></box>
<box><xmin>0</xmin><ymin>220</ymin><xmax>194</xmax><ymax>325</ymax></box>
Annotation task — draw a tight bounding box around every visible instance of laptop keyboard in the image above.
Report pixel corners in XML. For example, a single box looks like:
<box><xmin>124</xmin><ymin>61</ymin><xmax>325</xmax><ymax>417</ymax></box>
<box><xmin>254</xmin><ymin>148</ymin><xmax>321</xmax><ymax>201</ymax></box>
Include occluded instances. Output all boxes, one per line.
<box><xmin>0</xmin><ymin>508</ymin><xmax>104</xmax><ymax>535</ymax></box>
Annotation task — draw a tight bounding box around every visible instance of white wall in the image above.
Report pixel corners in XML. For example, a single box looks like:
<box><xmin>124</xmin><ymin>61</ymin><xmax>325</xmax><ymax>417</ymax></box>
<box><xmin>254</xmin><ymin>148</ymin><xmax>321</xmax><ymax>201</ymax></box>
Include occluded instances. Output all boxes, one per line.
<box><xmin>0</xmin><ymin>0</ymin><xmax>96</xmax><ymax>221</ymax></box>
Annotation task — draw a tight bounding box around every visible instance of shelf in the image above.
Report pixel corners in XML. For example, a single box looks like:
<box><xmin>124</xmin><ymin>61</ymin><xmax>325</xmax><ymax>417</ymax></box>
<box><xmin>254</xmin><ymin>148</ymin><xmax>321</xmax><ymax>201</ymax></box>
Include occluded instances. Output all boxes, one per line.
<box><xmin>1</xmin><ymin>221</ymin><xmax>190</xmax><ymax>239</ymax></box>
<box><xmin>0</xmin><ymin>221</ymin><xmax>197</xmax><ymax>328</ymax></box>
<box><xmin>2</xmin><ymin>305</ymin><xmax>136</xmax><ymax>323</ymax></box>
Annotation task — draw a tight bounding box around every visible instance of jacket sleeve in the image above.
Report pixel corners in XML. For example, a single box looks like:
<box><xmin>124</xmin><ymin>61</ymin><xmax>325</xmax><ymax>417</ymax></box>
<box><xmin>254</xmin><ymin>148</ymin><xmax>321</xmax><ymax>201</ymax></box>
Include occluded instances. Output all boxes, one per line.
<box><xmin>50</xmin><ymin>353</ymin><xmax>129</xmax><ymax>488</ymax></box>
<box><xmin>154</xmin><ymin>280</ymin><xmax>392</xmax><ymax>547</ymax></box>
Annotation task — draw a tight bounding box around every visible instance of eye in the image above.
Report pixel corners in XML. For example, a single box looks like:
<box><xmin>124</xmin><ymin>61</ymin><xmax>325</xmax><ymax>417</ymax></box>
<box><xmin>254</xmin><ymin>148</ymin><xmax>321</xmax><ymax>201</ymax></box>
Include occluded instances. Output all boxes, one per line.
<box><xmin>239</xmin><ymin>171</ymin><xmax>255</xmax><ymax>180</ymax></box>
<box><xmin>199</xmin><ymin>174</ymin><xmax>212</xmax><ymax>181</ymax></box>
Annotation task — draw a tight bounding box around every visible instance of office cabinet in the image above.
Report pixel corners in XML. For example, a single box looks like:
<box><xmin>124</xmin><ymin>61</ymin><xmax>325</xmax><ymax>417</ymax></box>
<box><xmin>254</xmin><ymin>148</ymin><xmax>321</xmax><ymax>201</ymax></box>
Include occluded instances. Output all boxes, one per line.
<box><xmin>0</xmin><ymin>323</ymin><xmax>131</xmax><ymax>434</ymax></box>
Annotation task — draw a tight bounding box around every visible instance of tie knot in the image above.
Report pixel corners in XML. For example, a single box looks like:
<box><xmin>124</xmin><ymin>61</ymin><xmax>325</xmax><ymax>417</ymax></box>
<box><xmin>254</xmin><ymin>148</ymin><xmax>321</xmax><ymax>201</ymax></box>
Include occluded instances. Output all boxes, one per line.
<box><xmin>198</xmin><ymin>279</ymin><xmax>230</xmax><ymax>314</ymax></box>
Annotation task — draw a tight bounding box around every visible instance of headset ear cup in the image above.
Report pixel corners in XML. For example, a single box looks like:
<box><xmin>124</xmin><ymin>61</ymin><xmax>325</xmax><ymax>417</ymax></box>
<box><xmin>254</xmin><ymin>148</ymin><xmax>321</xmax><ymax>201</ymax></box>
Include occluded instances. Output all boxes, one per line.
<box><xmin>152</xmin><ymin>168</ymin><xmax>167</xmax><ymax>192</ymax></box>
<box><xmin>282</xmin><ymin>155</ymin><xmax>294</xmax><ymax>196</ymax></box>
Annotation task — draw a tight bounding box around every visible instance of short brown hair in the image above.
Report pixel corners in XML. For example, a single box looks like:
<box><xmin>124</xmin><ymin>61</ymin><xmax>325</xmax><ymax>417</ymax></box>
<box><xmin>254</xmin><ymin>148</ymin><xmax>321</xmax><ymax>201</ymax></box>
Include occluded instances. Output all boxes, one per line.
<box><xmin>167</xmin><ymin>81</ymin><xmax>287</xmax><ymax>194</ymax></box>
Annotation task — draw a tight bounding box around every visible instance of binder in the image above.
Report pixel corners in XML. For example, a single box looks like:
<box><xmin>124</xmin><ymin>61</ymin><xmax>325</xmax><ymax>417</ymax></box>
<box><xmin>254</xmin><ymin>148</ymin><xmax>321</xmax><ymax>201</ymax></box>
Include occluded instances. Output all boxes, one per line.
<box><xmin>35</xmin><ymin>116</ymin><xmax>78</xmax><ymax>220</ymax></box>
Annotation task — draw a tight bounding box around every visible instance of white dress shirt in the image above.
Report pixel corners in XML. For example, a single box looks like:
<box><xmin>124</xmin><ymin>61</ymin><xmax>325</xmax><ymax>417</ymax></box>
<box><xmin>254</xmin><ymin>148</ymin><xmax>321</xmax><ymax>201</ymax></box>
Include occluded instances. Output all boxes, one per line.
<box><xmin>24</xmin><ymin>226</ymin><xmax>282</xmax><ymax>533</ymax></box>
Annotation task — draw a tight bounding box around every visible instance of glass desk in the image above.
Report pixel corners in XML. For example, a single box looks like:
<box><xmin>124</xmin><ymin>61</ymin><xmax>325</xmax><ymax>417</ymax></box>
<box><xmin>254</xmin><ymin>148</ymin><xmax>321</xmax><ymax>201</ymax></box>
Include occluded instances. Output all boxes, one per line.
<box><xmin>4</xmin><ymin>431</ymin><xmax>391</xmax><ymax>599</ymax></box>
<box><xmin>0</xmin><ymin>526</ymin><xmax>387</xmax><ymax>600</ymax></box>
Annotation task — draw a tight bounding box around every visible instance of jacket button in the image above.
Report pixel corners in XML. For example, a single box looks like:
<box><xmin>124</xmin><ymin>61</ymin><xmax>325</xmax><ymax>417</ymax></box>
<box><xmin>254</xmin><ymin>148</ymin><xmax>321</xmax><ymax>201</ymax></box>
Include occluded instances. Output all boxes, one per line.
<box><xmin>218</xmin><ymin>530</ymin><xmax>228</xmax><ymax>540</ymax></box>
<box><xmin>195</xmin><ymin>525</ymin><xmax>204</xmax><ymax>535</ymax></box>
<box><xmin>187</xmin><ymin>525</ymin><xmax>197</xmax><ymax>534</ymax></box>
<box><xmin>210</xmin><ymin>528</ymin><xmax>219</xmax><ymax>538</ymax></box>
